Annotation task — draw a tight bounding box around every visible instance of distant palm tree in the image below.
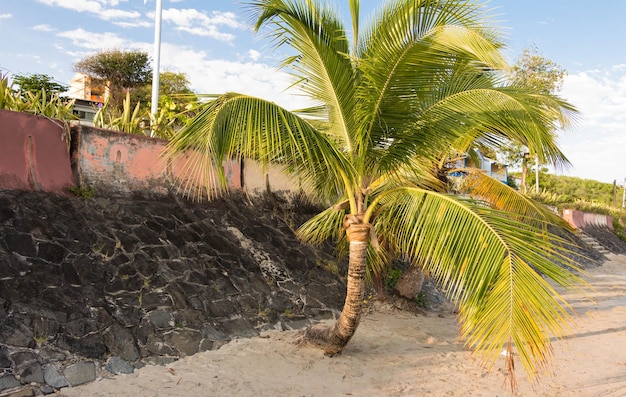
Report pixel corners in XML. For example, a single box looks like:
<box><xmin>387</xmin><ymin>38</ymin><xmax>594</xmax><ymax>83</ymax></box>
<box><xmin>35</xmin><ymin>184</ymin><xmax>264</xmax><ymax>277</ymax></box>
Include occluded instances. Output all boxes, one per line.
<box><xmin>165</xmin><ymin>0</ymin><xmax>583</xmax><ymax>389</ymax></box>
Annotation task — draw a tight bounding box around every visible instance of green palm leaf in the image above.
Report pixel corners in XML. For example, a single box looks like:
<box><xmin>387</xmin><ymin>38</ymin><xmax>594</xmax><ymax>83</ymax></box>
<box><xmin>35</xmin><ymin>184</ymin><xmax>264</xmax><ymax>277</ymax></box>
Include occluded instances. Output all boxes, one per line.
<box><xmin>373</xmin><ymin>187</ymin><xmax>585</xmax><ymax>387</ymax></box>
<box><xmin>457</xmin><ymin>168</ymin><xmax>568</xmax><ymax>227</ymax></box>
<box><xmin>164</xmin><ymin>92</ymin><xmax>354</xmax><ymax>201</ymax></box>
<box><xmin>249</xmin><ymin>0</ymin><xmax>358</xmax><ymax>152</ymax></box>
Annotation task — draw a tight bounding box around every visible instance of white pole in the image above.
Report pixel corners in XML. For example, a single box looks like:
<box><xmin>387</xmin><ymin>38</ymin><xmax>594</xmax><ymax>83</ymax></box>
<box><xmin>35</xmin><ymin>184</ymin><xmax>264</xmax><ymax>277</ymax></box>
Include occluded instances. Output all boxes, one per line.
<box><xmin>150</xmin><ymin>0</ymin><xmax>163</xmax><ymax>136</ymax></box>
<box><xmin>622</xmin><ymin>177</ymin><xmax>626</xmax><ymax>209</ymax></box>
<box><xmin>535</xmin><ymin>156</ymin><xmax>540</xmax><ymax>193</ymax></box>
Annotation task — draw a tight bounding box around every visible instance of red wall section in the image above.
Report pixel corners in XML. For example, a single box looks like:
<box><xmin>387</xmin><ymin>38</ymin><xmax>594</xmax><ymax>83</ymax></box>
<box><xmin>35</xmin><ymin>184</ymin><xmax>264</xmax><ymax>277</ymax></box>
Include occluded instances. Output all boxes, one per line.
<box><xmin>0</xmin><ymin>109</ymin><xmax>74</xmax><ymax>192</ymax></box>
<box><xmin>562</xmin><ymin>209</ymin><xmax>613</xmax><ymax>231</ymax></box>
<box><xmin>71</xmin><ymin>125</ymin><xmax>241</xmax><ymax>196</ymax></box>
<box><xmin>71</xmin><ymin>125</ymin><xmax>171</xmax><ymax>195</ymax></box>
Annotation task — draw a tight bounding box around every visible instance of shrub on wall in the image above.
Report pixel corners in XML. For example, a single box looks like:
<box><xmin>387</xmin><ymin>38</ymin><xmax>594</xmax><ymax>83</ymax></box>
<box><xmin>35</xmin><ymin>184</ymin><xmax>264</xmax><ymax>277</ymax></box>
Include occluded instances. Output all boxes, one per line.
<box><xmin>0</xmin><ymin>74</ymin><xmax>77</xmax><ymax>121</ymax></box>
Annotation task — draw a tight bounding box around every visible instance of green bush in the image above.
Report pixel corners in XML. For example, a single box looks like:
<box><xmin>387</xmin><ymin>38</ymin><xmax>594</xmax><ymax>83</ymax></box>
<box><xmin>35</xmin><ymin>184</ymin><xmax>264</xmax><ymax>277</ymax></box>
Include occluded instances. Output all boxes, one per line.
<box><xmin>384</xmin><ymin>268</ymin><xmax>402</xmax><ymax>289</ymax></box>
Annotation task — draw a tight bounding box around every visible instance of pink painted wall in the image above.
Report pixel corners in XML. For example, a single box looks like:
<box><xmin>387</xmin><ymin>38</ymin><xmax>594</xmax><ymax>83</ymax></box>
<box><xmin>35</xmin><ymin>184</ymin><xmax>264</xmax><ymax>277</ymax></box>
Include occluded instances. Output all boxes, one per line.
<box><xmin>0</xmin><ymin>109</ymin><xmax>74</xmax><ymax>193</ymax></box>
<box><xmin>71</xmin><ymin>125</ymin><xmax>241</xmax><ymax>196</ymax></box>
<box><xmin>0</xmin><ymin>111</ymin><xmax>267</xmax><ymax>198</ymax></box>
<box><xmin>562</xmin><ymin>209</ymin><xmax>613</xmax><ymax>231</ymax></box>
<box><xmin>167</xmin><ymin>149</ymin><xmax>241</xmax><ymax>197</ymax></box>
<box><xmin>71</xmin><ymin>125</ymin><xmax>171</xmax><ymax>195</ymax></box>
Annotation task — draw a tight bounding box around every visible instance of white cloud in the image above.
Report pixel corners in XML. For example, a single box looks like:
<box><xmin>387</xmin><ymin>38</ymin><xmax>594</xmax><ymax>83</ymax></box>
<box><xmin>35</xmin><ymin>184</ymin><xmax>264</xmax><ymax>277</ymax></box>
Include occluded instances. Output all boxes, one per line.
<box><xmin>556</xmin><ymin>67</ymin><xmax>626</xmax><ymax>183</ymax></box>
<box><xmin>32</xmin><ymin>24</ymin><xmax>55</xmax><ymax>32</ymax></box>
<box><xmin>175</xmin><ymin>26</ymin><xmax>235</xmax><ymax>41</ymax></box>
<box><xmin>155</xmin><ymin>42</ymin><xmax>314</xmax><ymax>110</ymax></box>
<box><xmin>57</xmin><ymin>29</ymin><xmax>136</xmax><ymax>50</ymax></box>
<box><xmin>161</xmin><ymin>8</ymin><xmax>245</xmax><ymax>42</ymax></box>
<box><xmin>99</xmin><ymin>0</ymin><xmax>127</xmax><ymax>5</ymax></box>
<box><xmin>99</xmin><ymin>8</ymin><xmax>141</xmax><ymax>20</ymax></box>
<box><xmin>0</xmin><ymin>13</ymin><xmax>12</xmax><ymax>19</ymax></box>
<box><xmin>114</xmin><ymin>20</ymin><xmax>153</xmax><ymax>28</ymax></box>
<box><xmin>538</xmin><ymin>17</ymin><xmax>555</xmax><ymax>25</ymax></box>
<box><xmin>36</xmin><ymin>0</ymin><xmax>140</xmax><ymax>20</ymax></box>
<box><xmin>248</xmin><ymin>49</ymin><xmax>261</xmax><ymax>61</ymax></box>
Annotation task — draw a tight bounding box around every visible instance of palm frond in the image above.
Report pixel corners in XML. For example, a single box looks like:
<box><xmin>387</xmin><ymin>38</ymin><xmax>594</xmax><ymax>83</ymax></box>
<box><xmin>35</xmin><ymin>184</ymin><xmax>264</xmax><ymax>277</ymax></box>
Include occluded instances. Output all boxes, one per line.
<box><xmin>163</xmin><ymin>92</ymin><xmax>353</xmax><ymax>201</ymax></box>
<box><xmin>248</xmin><ymin>0</ymin><xmax>358</xmax><ymax>153</ymax></box>
<box><xmin>457</xmin><ymin>168</ymin><xmax>570</xmax><ymax>227</ymax></box>
<box><xmin>356</xmin><ymin>0</ymin><xmax>506</xmax><ymax>149</ymax></box>
<box><xmin>409</xmin><ymin>86</ymin><xmax>574</xmax><ymax>169</ymax></box>
<box><xmin>297</xmin><ymin>203</ymin><xmax>347</xmax><ymax>245</ymax></box>
<box><xmin>372</xmin><ymin>187</ymin><xmax>586</xmax><ymax>386</ymax></box>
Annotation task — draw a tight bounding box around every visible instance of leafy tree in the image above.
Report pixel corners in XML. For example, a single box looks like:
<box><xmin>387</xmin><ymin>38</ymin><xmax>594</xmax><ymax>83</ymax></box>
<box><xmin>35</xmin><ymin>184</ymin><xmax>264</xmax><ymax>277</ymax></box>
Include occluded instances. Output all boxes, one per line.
<box><xmin>94</xmin><ymin>92</ymin><xmax>147</xmax><ymax>135</ymax></box>
<box><xmin>521</xmin><ymin>171</ymin><xmax>616</xmax><ymax>205</ymax></box>
<box><xmin>512</xmin><ymin>46</ymin><xmax>567</xmax><ymax>94</ymax></box>
<box><xmin>74</xmin><ymin>49</ymin><xmax>152</xmax><ymax>110</ymax></box>
<box><xmin>0</xmin><ymin>72</ymin><xmax>17</xmax><ymax>109</ymax></box>
<box><xmin>502</xmin><ymin>46</ymin><xmax>568</xmax><ymax>192</ymax></box>
<box><xmin>94</xmin><ymin>71</ymin><xmax>199</xmax><ymax>138</ymax></box>
<box><xmin>165</xmin><ymin>0</ymin><xmax>584</xmax><ymax>389</ymax></box>
<box><xmin>133</xmin><ymin>71</ymin><xmax>198</xmax><ymax>112</ymax></box>
<box><xmin>158</xmin><ymin>71</ymin><xmax>195</xmax><ymax>98</ymax></box>
<box><xmin>152</xmin><ymin>72</ymin><xmax>199</xmax><ymax>137</ymax></box>
<box><xmin>12</xmin><ymin>73</ymin><xmax>68</xmax><ymax>100</ymax></box>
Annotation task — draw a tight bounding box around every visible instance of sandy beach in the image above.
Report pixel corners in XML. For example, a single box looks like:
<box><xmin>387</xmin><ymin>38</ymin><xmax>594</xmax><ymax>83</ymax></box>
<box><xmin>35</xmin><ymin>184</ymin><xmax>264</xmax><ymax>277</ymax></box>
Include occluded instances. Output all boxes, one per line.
<box><xmin>60</xmin><ymin>255</ymin><xmax>626</xmax><ymax>397</ymax></box>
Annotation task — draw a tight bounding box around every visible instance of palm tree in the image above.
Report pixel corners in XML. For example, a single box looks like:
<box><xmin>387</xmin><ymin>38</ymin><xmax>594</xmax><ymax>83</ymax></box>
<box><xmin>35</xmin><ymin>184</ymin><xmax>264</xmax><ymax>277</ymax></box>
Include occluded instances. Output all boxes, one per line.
<box><xmin>165</xmin><ymin>0</ymin><xmax>584</xmax><ymax>389</ymax></box>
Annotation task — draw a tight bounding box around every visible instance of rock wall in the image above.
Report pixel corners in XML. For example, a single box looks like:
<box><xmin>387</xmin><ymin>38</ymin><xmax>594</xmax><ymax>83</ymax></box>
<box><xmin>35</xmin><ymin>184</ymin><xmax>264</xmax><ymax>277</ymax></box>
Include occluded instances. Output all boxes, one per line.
<box><xmin>0</xmin><ymin>190</ymin><xmax>346</xmax><ymax>396</ymax></box>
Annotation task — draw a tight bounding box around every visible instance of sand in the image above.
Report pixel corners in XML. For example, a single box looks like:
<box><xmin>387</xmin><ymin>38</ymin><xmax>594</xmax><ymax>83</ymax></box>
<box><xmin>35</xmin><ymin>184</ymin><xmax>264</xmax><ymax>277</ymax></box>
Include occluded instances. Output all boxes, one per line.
<box><xmin>60</xmin><ymin>255</ymin><xmax>626</xmax><ymax>397</ymax></box>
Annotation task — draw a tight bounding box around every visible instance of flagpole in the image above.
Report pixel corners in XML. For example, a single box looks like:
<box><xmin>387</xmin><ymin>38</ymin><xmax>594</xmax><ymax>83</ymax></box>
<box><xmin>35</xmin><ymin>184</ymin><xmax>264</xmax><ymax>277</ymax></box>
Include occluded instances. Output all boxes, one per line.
<box><xmin>150</xmin><ymin>0</ymin><xmax>163</xmax><ymax>136</ymax></box>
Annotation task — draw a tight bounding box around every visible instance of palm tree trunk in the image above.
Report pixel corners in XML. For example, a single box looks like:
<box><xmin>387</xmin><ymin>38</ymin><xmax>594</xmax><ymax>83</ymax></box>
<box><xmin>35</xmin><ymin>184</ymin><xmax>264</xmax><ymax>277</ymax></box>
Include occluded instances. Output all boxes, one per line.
<box><xmin>304</xmin><ymin>223</ymin><xmax>369</xmax><ymax>355</ymax></box>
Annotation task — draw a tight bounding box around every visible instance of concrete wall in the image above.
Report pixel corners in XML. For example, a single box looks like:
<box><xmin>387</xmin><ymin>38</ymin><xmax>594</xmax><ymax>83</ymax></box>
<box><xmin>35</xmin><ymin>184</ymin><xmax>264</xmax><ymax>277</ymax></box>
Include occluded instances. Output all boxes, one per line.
<box><xmin>0</xmin><ymin>109</ymin><xmax>75</xmax><ymax>193</ymax></box>
<box><xmin>562</xmin><ymin>209</ymin><xmax>614</xmax><ymax>231</ymax></box>
<box><xmin>71</xmin><ymin>125</ymin><xmax>170</xmax><ymax>195</ymax></box>
<box><xmin>71</xmin><ymin>125</ymin><xmax>243</xmax><ymax>196</ymax></box>
<box><xmin>243</xmin><ymin>161</ymin><xmax>303</xmax><ymax>195</ymax></box>
<box><xmin>0</xmin><ymin>110</ymin><xmax>266</xmax><ymax>197</ymax></box>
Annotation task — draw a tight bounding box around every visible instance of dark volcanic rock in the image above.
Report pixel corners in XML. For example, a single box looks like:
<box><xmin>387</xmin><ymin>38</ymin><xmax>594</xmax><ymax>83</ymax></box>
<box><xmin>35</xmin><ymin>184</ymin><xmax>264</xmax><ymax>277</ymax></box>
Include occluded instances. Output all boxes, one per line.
<box><xmin>0</xmin><ymin>190</ymin><xmax>347</xmax><ymax>394</ymax></box>
<box><xmin>63</xmin><ymin>361</ymin><xmax>96</xmax><ymax>387</ymax></box>
<box><xmin>43</xmin><ymin>365</ymin><xmax>68</xmax><ymax>389</ymax></box>
<box><xmin>0</xmin><ymin>374</ymin><xmax>20</xmax><ymax>392</ymax></box>
<box><xmin>105</xmin><ymin>356</ymin><xmax>134</xmax><ymax>375</ymax></box>
<box><xmin>583</xmin><ymin>226</ymin><xmax>626</xmax><ymax>255</ymax></box>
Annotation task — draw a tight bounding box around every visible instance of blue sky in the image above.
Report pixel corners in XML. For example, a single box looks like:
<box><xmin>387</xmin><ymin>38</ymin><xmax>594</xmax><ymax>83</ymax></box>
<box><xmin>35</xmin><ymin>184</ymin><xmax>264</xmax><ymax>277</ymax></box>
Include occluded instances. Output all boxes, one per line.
<box><xmin>1</xmin><ymin>0</ymin><xmax>625</xmax><ymax>184</ymax></box>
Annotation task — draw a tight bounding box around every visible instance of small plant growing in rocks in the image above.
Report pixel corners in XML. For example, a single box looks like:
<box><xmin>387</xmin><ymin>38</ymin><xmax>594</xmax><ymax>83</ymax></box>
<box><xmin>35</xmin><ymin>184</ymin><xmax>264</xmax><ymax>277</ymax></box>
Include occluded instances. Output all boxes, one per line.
<box><xmin>384</xmin><ymin>268</ymin><xmax>403</xmax><ymax>290</ymax></box>
<box><xmin>69</xmin><ymin>185</ymin><xmax>96</xmax><ymax>199</ymax></box>
<box><xmin>414</xmin><ymin>292</ymin><xmax>427</xmax><ymax>309</ymax></box>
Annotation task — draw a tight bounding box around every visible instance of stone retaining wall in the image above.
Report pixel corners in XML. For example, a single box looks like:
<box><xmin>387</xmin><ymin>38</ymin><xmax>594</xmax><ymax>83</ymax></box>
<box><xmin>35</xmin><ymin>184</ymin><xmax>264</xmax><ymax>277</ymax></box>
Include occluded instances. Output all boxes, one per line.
<box><xmin>0</xmin><ymin>190</ymin><xmax>346</xmax><ymax>396</ymax></box>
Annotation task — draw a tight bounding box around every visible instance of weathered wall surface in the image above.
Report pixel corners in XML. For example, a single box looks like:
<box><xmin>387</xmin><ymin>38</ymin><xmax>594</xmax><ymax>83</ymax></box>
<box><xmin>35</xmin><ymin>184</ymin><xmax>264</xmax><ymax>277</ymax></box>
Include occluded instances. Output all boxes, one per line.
<box><xmin>0</xmin><ymin>110</ymin><xmax>74</xmax><ymax>193</ymax></box>
<box><xmin>0</xmin><ymin>110</ymin><xmax>282</xmax><ymax>198</ymax></box>
<box><xmin>562</xmin><ymin>209</ymin><xmax>614</xmax><ymax>231</ymax></box>
<box><xmin>243</xmin><ymin>161</ymin><xmax>303</xmax><ymax>196</ymax></box>
<box><xmin>0</xmin><ymin>190</ymin><xmax>345</xmax><ymax>395</ymax></box>
<box><xmin>70</xmin><ymin>125</ymin><xmax>242</xmax><ymax>197</ymax></box>
<box><xmin>70</xmin><ymin>125</ymin><xmax>171</xmax><ymax>195</ymax></box>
